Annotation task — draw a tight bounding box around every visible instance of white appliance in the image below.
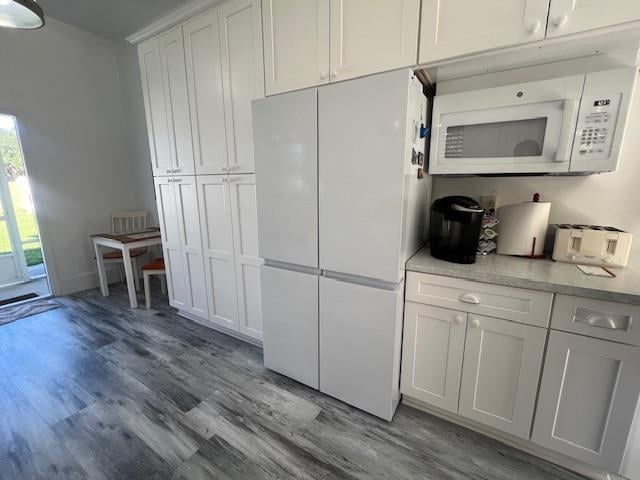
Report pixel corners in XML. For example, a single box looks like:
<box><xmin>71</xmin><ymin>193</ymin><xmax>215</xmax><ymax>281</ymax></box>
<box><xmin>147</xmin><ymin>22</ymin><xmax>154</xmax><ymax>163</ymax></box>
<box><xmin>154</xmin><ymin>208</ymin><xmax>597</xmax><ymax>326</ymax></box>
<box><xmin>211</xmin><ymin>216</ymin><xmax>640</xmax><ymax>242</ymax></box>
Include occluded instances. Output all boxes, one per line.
<box><xmin>552</xmin><ymin>225</ymin><xmax>633</xmax><ymax>267</ymax></box>
<box><xmin>429</xmin><ymin>68</ymin><xmax>637</xmax><ymax>175</ymax></box>
<box><xmin>253</xmin><ymin>70</ymin><xmax>430</xmax><ymax>421</ymax></box>
<box><xmin>497</xmin><ymin>198</ymin><xmax>551</xmax><ymax>257</ymax></box>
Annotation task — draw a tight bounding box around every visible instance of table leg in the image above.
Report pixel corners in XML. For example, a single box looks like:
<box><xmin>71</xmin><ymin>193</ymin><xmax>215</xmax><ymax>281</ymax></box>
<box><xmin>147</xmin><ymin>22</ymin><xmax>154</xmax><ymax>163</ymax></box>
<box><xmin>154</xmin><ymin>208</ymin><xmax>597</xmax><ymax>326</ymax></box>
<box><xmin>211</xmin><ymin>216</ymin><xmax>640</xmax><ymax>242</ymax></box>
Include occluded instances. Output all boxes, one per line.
<box><xmin>122</xmin><ymin>246</ymin><xmax>138</xmax><ymax>309</ymax></box>
<box><xmin>93</xmin><ymin>240</ymin><xmax>109</xmax><ymax>297</ymax></box>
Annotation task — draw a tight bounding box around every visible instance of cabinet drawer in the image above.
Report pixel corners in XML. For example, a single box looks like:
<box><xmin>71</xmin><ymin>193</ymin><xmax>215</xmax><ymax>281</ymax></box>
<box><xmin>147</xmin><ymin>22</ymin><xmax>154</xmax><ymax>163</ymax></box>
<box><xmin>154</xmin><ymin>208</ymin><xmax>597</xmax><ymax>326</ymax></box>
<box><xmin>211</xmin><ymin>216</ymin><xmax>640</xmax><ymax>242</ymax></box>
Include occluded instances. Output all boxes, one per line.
<box><xmin>405</xmin><ymin>272</ymin><xmax>553</xmax><ymax>328</ymax></box>
<box><xmin>551</xmin><ymin>295</ymin><xmax>640</xmax><ymax>346</ymax></box>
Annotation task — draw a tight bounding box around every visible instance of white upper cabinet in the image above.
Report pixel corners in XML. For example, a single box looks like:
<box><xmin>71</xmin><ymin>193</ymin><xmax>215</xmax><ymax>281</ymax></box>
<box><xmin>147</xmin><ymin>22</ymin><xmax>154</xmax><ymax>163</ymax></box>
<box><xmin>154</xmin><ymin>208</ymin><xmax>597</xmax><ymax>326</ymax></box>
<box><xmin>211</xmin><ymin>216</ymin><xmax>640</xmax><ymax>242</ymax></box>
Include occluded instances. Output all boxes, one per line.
<box><xmin>262</xmin><ymin>0</ymin><xmax>330</xmax><ymax>95</ymax></box>
<box><xmin>547</xmin><ymin>0</ymin><xmax>640</xmax><ymax>38</ymax></box>
<box><xmin>158</xmin><ymin>29</ymin><xmax>196</xmax><ymax>176</ymax></box>
<box><xmin>183</xmin><ymin>11</ymin><xmax>229</xmax><ymax>175</ymax></box>
<box><xmin>419</xmin><ymin>0</ymin><xmax>550</xmax><ymax>64</ymax></box>
<box><xmin>401</xmin><ymin>303</ymin><xmax>466</xmax><ymax>414</ymax></box>
<box><xmin>532</xmin><ymin>331</ymin><xmax>640</xmax><ymax>472</ymax></box>
<box><xmin>329</xmin><ymin>0</ymin><xmax>420</xmax><ymax>82</ymax></box>
<box><xmin>219</xmin><ymin>0</ymin><xmax>265</xmax><ymax>174</ymax></box>
<box><xmin>139</xmin><ymin>40</ymin><xmax>172</xmax><ymax>176</ymax></box>
<box><xmin>458</xmin><ymin>315</ymin><xmax>546</xmax><ymax>439</ymax></box>
<box><xmin>228</xmin><ymin>175</ymin><xmax>263</xmax><ymax>340</ymax></box>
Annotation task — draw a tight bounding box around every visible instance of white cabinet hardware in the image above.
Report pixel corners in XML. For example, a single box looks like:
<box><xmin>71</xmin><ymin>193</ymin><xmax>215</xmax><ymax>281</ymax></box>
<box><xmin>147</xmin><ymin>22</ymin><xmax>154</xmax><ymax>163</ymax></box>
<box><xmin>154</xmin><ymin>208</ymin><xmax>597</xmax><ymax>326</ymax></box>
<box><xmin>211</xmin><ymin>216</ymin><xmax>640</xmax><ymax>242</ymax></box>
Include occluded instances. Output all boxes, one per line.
<box><xmin>528</xmin><ymin>20</ymin><xmax>541</xmax><ymax>34</ymax></box>
<box><xmin>459</xmin><ymin>293</ymin><xmax>480</xmax><ymax>304</ymax></box>
<box><xmin>470</xmin><ymin>318</ymin><xmax>480</xmax><ymax>328</ymax></box>
<box><xmin>552</xmin><ymin>14</ymin><xmax>568</xmax><ymax>28</ymax></box>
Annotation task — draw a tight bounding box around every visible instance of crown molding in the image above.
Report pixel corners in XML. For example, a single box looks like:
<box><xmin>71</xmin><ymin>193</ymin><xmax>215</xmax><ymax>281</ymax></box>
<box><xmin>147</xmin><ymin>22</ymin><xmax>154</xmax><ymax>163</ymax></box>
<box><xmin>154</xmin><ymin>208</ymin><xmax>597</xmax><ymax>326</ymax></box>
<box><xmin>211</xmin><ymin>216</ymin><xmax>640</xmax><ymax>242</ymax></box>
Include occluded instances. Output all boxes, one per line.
<box><xmin>126</xmin><ymin>0</ymin><xmax>222</xmax><ymax>44</ymax></box>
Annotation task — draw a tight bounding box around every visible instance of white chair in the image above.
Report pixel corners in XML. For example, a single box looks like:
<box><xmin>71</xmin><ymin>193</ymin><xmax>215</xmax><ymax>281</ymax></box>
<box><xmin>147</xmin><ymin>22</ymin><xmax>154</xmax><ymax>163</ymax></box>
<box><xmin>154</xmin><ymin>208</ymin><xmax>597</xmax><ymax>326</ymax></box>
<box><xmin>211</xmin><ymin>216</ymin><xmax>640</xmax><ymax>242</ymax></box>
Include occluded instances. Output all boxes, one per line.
<box><xmin>103</xmin><ymin>211</ymin><xmax>149</xmax><ymax>291</ymax></box>
<box><xmin>142</xmin><ymin>257</ymin><xmax>166</xmax><ymax>309</ymax></box>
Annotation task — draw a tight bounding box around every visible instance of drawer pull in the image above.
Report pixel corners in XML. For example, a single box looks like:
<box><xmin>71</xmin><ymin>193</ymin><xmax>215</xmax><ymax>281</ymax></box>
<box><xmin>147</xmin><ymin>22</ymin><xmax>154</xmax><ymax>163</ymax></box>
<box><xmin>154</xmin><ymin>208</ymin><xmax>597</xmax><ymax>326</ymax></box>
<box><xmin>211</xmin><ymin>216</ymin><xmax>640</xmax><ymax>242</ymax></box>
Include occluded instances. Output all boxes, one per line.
<box><xmin>574</xmin><ymin>307</ymin><xmax>632</xmax><ymax>332</ymax></box>
<box><xmin>459</xmin><ymin>293</ymin><xmax>481</xmax><ymax>305</ymax></box>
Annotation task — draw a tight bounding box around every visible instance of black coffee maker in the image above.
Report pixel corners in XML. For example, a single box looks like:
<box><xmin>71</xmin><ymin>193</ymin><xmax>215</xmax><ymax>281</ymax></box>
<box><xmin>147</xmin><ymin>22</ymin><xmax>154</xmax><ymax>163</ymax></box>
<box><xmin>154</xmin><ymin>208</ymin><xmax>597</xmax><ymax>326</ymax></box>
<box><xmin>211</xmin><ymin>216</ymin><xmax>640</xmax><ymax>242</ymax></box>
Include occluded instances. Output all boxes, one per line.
<box><xmin>430</xmin><ymin>196</ymin><xmax>484</xmax><ymax>264</ymax></box>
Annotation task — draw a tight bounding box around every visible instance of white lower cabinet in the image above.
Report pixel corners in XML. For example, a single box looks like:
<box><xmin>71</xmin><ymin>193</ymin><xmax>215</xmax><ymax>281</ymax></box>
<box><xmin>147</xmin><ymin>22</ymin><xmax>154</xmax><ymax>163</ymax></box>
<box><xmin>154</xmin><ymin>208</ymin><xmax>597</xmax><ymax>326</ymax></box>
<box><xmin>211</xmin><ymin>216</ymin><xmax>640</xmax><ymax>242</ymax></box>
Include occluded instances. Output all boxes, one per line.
<box><xmin>400</xmin><ymin>303</ymin><xmax>466</xmax><ymax>413</ymax></box>
<box><xmin>154</xmin><ymin>176</ymin><xmax>208</xmax><ymax>318</ymax></box>
<box><xmin>197</xmin><ymin>174</ymin><xmax>263</xmax><ymax>340</ymax></box>
<box><xmin>458</xmin><ymin>315</ymin><xmax>546</xmax><ymax>439</ymax></box>
<box><xmin>532</xmin><ymin>331</ymin><xmax>640</xmax><ymax>472</ymax></box>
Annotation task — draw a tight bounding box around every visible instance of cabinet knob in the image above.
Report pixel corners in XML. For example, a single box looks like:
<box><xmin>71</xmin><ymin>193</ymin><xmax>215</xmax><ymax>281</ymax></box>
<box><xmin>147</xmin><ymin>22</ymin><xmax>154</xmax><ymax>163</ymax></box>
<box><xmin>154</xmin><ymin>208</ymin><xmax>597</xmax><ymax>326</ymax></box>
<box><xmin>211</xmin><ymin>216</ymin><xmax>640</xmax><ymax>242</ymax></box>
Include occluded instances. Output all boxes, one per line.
<box><xmin>320</xmin><ymin>71</ymin><xmax>328</xmax><ymax>80</ymax></box>
<box><xmin>528</xmin><ymin>20</ymin><xmax>541</xmax><ymax>34</ymax></box>
<box><xmin>471</xmin><ymin>318</ymin><xmax>480</xmax><ymax>328</ymax></box>
<box><xmin>553</xmin><ymin>14</ymin><xmax>568</xmax><ymax>28</ymax></box>
<box><xmin>454</xmin><ymin>315</ymin><xmax>465</xmax><ymax>325</ymax></box>
<box><xmin>331</xmin><ymin>69</ymin><xmax>339</xmax><ymax>78</ymax></box>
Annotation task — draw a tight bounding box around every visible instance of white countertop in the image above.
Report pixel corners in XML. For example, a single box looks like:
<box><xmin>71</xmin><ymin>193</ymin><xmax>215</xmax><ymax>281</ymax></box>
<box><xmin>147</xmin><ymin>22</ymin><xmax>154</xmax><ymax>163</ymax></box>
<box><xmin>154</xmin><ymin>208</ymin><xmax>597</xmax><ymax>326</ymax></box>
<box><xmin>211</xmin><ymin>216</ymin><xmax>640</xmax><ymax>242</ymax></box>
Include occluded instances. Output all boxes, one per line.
<box><xmin>406</xmin><ymin>247</ymin><xmax>640</xmax><ymax>305</ymax></box>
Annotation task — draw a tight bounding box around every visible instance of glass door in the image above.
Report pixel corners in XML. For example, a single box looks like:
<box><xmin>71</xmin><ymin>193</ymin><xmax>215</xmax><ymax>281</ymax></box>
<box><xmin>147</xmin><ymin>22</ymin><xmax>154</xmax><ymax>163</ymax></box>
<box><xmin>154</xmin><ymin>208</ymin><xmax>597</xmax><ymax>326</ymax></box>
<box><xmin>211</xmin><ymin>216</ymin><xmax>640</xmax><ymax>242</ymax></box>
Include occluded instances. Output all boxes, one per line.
<box><xmin>0</xmin><ymin>149</ymin><xmax>27</xmax><ymax>286</ymax></box>
<box><xmin>431</xmin><ymin>100</ymin><xmax>574</xmax><ymax>175</ymax></box>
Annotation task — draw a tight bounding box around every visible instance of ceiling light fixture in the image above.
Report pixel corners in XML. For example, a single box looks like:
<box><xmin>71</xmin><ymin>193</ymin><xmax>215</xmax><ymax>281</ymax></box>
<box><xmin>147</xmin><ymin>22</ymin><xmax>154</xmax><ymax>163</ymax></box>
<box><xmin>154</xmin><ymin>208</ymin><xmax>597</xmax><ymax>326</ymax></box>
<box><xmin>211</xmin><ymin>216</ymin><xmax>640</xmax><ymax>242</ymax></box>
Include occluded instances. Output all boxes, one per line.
<box><xmin>0</xmin><ymin>0</ymin><xmax>44</xmax><ymax>29</ymax></box>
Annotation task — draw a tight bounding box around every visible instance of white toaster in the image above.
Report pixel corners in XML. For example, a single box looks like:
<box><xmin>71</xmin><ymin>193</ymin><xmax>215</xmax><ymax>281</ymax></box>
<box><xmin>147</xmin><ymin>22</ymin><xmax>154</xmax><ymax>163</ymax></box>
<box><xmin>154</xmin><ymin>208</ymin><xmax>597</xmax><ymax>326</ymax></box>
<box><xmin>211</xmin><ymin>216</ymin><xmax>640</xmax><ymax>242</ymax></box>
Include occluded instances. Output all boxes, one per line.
<box><xmin>552</xmin><ymin>225</ymin><xmax>633</xmax><ymax>267</ymax></box>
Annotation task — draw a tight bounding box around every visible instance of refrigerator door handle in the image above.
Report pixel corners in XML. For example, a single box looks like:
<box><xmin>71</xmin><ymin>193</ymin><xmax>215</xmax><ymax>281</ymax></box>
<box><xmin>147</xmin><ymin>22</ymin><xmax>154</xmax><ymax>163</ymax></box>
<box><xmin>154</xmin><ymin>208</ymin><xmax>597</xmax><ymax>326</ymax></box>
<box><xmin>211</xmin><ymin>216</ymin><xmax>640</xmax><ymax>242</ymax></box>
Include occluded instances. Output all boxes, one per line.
<box><xmin>264</xmin><ymin>259</ymin><xmax>322</xmax><ymax>276</ymax></box>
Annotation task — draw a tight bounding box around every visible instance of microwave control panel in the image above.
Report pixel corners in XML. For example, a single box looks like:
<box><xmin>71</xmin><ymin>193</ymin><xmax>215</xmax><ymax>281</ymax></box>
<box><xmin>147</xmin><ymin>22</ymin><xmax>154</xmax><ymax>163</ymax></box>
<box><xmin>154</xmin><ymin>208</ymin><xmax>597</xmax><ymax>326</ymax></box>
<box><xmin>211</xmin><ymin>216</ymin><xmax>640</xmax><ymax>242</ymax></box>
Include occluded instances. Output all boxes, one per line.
<box><xmin>574</xmin><ymin>93</ymin><xmax>621</xmax><ymax>160</ymax></box>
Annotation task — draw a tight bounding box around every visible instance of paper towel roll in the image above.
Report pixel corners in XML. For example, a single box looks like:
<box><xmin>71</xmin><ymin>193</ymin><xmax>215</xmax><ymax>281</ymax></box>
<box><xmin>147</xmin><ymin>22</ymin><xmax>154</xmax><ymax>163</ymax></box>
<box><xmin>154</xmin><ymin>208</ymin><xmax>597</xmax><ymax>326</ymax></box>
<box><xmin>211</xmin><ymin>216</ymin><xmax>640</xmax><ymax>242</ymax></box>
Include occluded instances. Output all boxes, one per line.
<box><xmin>497</xmin><ymin>201</ymin><xmax>551</xmax><ymax>257</ymax></box>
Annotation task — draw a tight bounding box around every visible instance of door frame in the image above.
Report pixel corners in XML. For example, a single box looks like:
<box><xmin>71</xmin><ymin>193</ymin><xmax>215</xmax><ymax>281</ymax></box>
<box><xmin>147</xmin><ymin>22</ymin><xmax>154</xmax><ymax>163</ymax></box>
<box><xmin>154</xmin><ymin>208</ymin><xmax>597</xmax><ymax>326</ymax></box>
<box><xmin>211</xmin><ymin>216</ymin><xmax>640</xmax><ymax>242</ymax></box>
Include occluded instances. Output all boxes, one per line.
<box><xmin>0</xmin><ymin>109</ymin><xmax>56</xmax><ymax>294</ymax></box>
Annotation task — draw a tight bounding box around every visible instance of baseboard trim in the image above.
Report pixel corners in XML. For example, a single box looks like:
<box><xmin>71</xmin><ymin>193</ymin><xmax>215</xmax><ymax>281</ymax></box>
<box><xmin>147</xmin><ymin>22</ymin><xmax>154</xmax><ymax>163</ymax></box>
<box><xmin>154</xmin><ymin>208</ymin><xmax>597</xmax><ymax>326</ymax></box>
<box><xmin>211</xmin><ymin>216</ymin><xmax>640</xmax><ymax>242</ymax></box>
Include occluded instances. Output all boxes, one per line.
<box><xmin>177</xmin><ymin>311</ymin><xmax>263</xmax><ymax>348</ymax></box>
<box><xmin>402</xmin><ymin>397</ymin><xmax>616</xmax><ymax>480</ymax></box>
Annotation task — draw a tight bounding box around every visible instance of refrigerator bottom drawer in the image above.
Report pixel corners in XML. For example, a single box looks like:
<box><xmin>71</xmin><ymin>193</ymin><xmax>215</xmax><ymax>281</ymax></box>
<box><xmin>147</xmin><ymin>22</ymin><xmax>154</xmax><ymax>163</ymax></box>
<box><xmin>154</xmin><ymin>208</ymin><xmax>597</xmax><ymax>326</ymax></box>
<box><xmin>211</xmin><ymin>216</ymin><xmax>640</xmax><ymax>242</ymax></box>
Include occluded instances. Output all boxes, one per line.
<box><xmin>261</xmin><ymin>265</ymin><xmax>319</xmax><ymax>389</ymax></box>
<box><xmin>319</xmin><ymin>276</ymin><xmax>403</xmax><ymax>421</ymax></box>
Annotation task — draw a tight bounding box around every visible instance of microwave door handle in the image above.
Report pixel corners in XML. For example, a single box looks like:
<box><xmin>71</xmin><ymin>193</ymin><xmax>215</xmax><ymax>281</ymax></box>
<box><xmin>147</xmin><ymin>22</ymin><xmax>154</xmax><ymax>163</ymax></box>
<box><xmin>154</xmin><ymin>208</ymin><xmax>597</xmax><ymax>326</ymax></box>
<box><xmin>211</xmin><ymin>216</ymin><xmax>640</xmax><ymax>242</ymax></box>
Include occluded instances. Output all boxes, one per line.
<box><xmin>555</xmin><ymin>99</ymin><xmax>580</xmax><ymax>162</ymax></box>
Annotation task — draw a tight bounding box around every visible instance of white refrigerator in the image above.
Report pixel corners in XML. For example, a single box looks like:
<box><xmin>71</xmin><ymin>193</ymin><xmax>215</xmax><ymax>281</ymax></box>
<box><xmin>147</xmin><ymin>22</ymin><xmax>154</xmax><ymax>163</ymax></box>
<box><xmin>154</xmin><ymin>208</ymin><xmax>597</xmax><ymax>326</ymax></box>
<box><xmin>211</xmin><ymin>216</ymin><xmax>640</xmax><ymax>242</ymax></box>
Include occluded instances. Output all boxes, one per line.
<box><xmin>253</xmin><ymin>69</ymin><xmax>430</xmax><ymax>421</ymax></box>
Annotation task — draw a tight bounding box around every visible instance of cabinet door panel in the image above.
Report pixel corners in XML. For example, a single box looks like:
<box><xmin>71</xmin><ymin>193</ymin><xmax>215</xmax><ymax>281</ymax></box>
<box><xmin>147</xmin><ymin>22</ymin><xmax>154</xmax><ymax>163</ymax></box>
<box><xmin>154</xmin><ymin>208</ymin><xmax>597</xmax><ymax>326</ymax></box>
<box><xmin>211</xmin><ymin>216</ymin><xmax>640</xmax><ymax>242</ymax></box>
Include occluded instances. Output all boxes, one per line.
<box><xmin>139</xmin><ymin>40</ymin><xmax>172</xmax><ymax>176</ymax></box>
<box><xmin>158</xmin><ymin>29</ymin><xmax>195</xmax><ymax>175</ymax></box>
<box><xmin>253</xmin><ymin>89</ymin><xmax>318</xmax><ymax>267</ymax></box>
<box><xmin>154</xmin><ymin>178</ymin><xmax>186</xmax><ymax>309</ymax></box>
<box><xmin>183</xmin><ymin>11</ymin><xmax>229</xmax><ymax>175</ymax></box>
<box><xmin>219</xmin><ymin>0</ymin><xmax>265</xmax><ymax>174</ymax></box>
<box><xmin>197</xmin><ymin>176</ymin><xmax>238</xmax><ymax>330</ymax></box>
<box><xmin>174</xmin><ymin>177</ymin><xmax>207</xmax><ymax>318</ymax></box>
<box><xmin>320</xmin><ymin>276</ymin><xmax>403</xmax><ymax>421</ymax></box>
<box><xmin>262</xmin><ymin>0</ymin><xmax>330</xmax><ymax>95</ymax></box>
<box><xmin>532</xmin><ymin>331</ymin><xmax>640</xmax><ymax>472</ymax></box>
<box><xmin>459</xmin><ymin>315</ymin><xmax>546</xmax><ymax>438</ymax></box>
<box><xmin>547</xmin><ymin>0</ymin><xmax>640</xmax><ymax>38</ymax></box>
<box><xmin>229</xmin><ymin>175</ymin><xmax>263</xmax><ymax>340</ymax></box>
<box><xmin>419</xmin><ymin>0</ymin><xmax>550</xmax><ymax>64</ymax></box>
<box><xmin>330</xmin><ymin>0</ymin><xmax>419</xmax><ymax>82</ymax></box>
<box><xmin>261</xmin><ymin>266</ymin><xmax>319</xmax><ymax>389</ymax></box>
<box><xmin>401</xmin><ymin>302</ymin><xmax>466</xmax><ymax>413</ymax></box>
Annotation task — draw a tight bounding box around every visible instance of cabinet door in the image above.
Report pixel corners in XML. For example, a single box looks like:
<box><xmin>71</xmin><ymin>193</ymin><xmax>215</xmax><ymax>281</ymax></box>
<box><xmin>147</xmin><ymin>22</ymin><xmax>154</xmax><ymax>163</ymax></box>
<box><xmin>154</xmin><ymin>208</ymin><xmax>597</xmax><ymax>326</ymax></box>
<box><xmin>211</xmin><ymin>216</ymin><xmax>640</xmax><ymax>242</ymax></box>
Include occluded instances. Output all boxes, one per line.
<box><xmin>158</xmin><ymin>29</ymin><xmax>195</xmax><ymax>176</ymax></box>
<box><xmin>252</xmin><ymin>89</ymin><xmax>318</xmax><ymax>268</ymax></box>
<box><xmin>320</xmin><ymin>276</ymin><xmax>403</xmax><ymax>421</ymax></box>
<box><xmin>261</xmin><ymin>265</ymin><xmax>319</xmax><ymax>389</ymax></box>
<box><xmin>183</xmin><ymin>11</ymin><xmax>229</xmax><ymax>175</ymax></box>
<box><xmin>139</xmin><ymin>39</ymin><xmax>172</xmax><ymax>176</ymax></box>
<box><xmin>219</xmin><ymin>0</ymin><xmax>265</xmax><ymax>174</ymax></box>
<box><xmin>401</xmin><ymin>303</ymin><xmax>466</xmax><ymax>413</ymax></box>
<box><xmin>174</xmin><ymin>176</ymin><xmax>208</xmax><ymax>318</ymax></box>
<box><xmin>197</xmin><ymin>175</ymin><xmax>238</xmax><ymax>330</ymax></box>
<box><xmin>547</xmin><ymin>0</ymin><xmax>640</xmax><ymax>38</ymax></box>
<box><xmin>532</xmin><ymin>331</ymin><xmax>640</xmax><ymax>472</ymax></box>
<box><xmin>459</xmin><ymin>315</ymin><xmax>546</xmax><ymax>439</ymax></box>
<box><xmin>228</xmin><ymin>175</ymin><xmax>263</xmax><ymax>340</ymax></box>
<box><xmin>154</xmin><ymin>178</ymin><xmax>187</xmax><ymax>309</ymax></box>
<box><xmin>419</xmin><ymin>0</ymin><xmax>550</xmax><ymax>64</ymax></box>
<box><xmin>262</xmin><ymin>0</ymin><xmax>330</xmax><ymax>95</ymax></box>
<box><xmin>329</xmin><ymin>0</ymin><xmax>419</xmax><ymax>82</ymax></box>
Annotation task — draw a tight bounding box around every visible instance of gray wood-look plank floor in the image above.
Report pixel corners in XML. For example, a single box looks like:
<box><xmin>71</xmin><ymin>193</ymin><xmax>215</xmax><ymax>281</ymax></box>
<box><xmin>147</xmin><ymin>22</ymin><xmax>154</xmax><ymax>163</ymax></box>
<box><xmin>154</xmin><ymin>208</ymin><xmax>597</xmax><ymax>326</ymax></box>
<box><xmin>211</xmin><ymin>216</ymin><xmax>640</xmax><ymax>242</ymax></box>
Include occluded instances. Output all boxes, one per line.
<box><xmin>0</xmin><ymin>284</ymin><xmax>587</xmax><ymax>480</ymax></box>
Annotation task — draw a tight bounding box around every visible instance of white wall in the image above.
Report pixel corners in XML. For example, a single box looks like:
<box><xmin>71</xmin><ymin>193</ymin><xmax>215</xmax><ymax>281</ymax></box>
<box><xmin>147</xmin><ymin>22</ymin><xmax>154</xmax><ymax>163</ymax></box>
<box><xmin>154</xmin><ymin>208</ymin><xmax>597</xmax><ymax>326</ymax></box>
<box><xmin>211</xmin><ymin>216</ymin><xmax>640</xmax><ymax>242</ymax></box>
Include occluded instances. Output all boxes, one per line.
<box><xmin>431</xmin><ymin>59</ymin><xmax>640</xmax><ymax>270</ymax></box>
<box><xmin>0</xmin><ymin>18</ymin><xmax>150</xmax><ymax>294</ymax></box>
<box><xmin>115</xmin><ymin>40</ymin><xmax>158</xmax><ymax>224</ymax></box>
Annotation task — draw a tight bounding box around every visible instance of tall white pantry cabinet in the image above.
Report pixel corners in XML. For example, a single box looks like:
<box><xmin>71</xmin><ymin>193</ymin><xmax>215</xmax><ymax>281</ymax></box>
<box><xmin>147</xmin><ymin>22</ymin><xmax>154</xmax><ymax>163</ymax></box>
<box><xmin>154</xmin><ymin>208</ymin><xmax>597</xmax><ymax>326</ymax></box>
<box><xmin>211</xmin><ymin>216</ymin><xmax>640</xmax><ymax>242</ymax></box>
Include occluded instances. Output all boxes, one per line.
<box><xmin>139</xmin><ymin>0</ymin><xmax>264</xmax><ymax>341</ymax></box>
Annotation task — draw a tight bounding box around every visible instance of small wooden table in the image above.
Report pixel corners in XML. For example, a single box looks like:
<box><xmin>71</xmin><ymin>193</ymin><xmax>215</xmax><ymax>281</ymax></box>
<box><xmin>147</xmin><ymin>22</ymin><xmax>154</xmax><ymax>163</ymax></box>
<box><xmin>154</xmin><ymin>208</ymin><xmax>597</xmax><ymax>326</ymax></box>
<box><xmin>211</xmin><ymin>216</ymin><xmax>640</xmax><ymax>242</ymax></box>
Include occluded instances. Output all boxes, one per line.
<box><xmin>91</xmin><ymin>228</ymin><xmax>162</xmax><ymax>308</ymax></box>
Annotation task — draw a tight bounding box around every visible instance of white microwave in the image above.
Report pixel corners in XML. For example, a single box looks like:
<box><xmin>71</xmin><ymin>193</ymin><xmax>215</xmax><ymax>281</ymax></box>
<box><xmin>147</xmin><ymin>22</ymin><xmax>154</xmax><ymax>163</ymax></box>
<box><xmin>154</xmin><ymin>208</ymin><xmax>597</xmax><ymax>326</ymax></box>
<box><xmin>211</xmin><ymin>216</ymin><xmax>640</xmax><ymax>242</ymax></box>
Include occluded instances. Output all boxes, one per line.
<box><xmin>429</xmin><ymin>68</ymin><xmax>637</xmax><ymax>175</ymax></box>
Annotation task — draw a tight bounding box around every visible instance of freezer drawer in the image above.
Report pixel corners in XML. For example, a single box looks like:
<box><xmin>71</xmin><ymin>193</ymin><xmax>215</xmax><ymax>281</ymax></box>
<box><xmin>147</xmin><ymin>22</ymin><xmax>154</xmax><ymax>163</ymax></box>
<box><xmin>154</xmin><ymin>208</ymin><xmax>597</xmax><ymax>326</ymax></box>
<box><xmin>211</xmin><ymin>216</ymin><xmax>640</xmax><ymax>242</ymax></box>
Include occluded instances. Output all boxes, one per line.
<box><xmin>253</xmin><ymin>89</ymin><xmax>318</xmax><ymax>268</ymax></box>
<box><xmin>319</xmin><ymin>276</ymin><xmax>403</xmax><ymax>421</ymax></box>
<box><xmin>261</xmin><ymin>265</ymin><xmax>319</xmax><ymax>389</ymax></box>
